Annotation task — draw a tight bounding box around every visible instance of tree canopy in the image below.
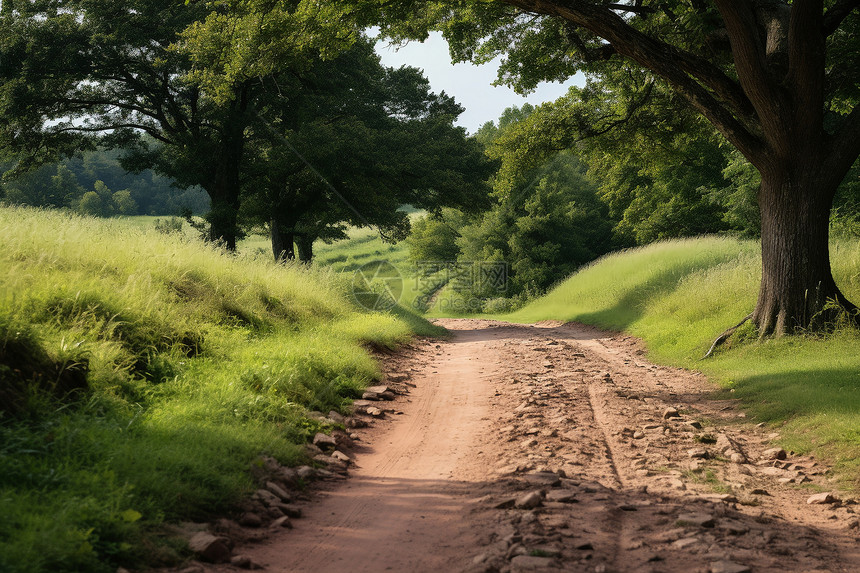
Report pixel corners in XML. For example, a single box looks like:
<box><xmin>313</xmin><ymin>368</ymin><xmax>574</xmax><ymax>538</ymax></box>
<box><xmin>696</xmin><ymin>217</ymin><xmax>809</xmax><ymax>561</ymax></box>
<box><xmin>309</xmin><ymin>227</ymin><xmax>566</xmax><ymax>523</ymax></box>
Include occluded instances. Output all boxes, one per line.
<box><xmin>0</xmin><ymin>1</ymin><xmax>491</xmax><ymax>256</ymax></box>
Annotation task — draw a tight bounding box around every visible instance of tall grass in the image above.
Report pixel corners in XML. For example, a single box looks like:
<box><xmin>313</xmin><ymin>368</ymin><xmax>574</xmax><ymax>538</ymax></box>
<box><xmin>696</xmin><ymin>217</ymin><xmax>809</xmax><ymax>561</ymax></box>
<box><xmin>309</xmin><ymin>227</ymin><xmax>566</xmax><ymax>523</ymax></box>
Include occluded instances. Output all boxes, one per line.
<box><xmin>0</xmin><ymin>207</ymin><xmax>435</xmax><ymax>573</ymax></box>
<box><xmin>509</xmin><ymin>235</ymin><xmax>860</xmax><ymax>488</ymax></box>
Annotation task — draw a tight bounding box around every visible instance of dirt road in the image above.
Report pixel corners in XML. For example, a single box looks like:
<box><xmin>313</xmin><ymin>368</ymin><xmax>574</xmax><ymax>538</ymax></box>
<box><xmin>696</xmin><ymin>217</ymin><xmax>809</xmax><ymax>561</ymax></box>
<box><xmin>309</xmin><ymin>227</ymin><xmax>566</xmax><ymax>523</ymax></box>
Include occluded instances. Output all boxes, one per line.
<box><xmin>217</xmin><ymin>320</ymin><xmax>860</xmax><ymax>573</ymax></box>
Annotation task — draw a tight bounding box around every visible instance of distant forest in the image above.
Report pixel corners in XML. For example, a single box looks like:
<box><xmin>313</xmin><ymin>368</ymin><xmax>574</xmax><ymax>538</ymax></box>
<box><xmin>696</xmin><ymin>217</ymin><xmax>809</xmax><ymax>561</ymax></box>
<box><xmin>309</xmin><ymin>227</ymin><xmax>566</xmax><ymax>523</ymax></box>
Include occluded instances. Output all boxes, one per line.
<box><xmin>0</xmin><ymin>148</ymin><xmax>209</xmax><ymax>216</ymax></box>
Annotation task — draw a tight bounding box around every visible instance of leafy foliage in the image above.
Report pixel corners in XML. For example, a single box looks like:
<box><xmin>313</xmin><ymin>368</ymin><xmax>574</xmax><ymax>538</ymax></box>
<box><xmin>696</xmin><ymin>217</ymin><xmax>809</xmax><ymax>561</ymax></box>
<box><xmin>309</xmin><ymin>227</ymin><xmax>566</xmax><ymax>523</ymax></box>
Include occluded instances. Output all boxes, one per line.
<box><xmin>1</xmin><ymin>149</ymin><xmax>209</xmax><ymax>216</ymax></box>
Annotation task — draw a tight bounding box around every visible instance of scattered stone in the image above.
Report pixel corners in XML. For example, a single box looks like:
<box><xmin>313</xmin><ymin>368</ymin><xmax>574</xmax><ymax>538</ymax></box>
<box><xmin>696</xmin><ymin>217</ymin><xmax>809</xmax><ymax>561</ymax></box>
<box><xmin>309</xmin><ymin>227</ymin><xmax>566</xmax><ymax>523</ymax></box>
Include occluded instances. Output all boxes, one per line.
<box><xmin>545</xmin><ymin>490</ymin><xmax>577</xmax><ymax>503</ymax></box>
<box><xmin>762</xmin><ymin>447</ymin><xmax>787</xmax><ymax>460</ymax></box>
<box><xmin>687</xmin><ymin>420</ymin><xmax>703</xmax><ymax>429</ymax></box>
<box><xmin>668</xmin><ymin>478</ymin><xmax>687</xmax><ymax>491</ymax></box>
<box><xmin>366</xmin><ymin>406</ymin><xmax>383</xmax><ymax>417</ymax></box>
<box><xmin>350</xmin><ymin>400</ymin><xmax>373</xmax><ymax>413</ymax></box>
<box><xmin>345</xmin><ymin>417</ymin><xmax>368</xmax><ymax>429</ymax></box>
<box><xmin>331</xmin><ymin>450</ymin><xmax>351</xmax><ymax>463</ymax></box>
<box><xmin>521</xmin><ymin>438</ymin><xmax>539</xmax><ymax>448</ymax></box>
<box><xmin>750</xmin><ymin>488</ymin><xmax>770</xmax><ymax>496</ymax></box>
<box><xmin>266</xmin><ymin>481</ymin><xmax>291</xmax><ymax>502</ymax></box>
<box><xmin>255</xmin><ymin>489</ymin><xmax>281</xmax><ymax>507</ymax></box>
<box><xmin>702</xmin><ymin>493</ymin><xmax>738</xmax><ymax>504</ymax></box>
<box><xmin>270</xmin><ymin>516</ymin><xmax>293</xmax><ymax>529</ymax></box>
<box><xmin>278</xmin><ymin>504</ymin><xmax>303</xmax><ymax>518</ymax></box>
<box><xmin>663</xmin><ymin>407</ymin><xmax>681</xmax><ymax>419</ymax></box>
<box><xmin>296</xmin><ymin>465</ymin><xmax>315</xmax><ymax>480</ymax></box>
<box><xmin>188</xmin><ymin>532</ymin><xmax>232</xmax><ymax>563</ymax></box>
<box><xmin>312</xmin><ymin>432</ymin><xmax>337</xmax><ymax>450</ymax></box>
<box><xmin>238</xmin><ymin>512</ymin><xmax>263</xmax><ymax>527</ymax></box>
<box><xmin>230</xmin><ymin>555</ymin><xmax>263</xmax><ymax>570</ymax></box>
<box><xmin>730</xmin><ymin>453</ymin><xmax>746</xmax><ymax>464</ymax></box>
<box><xmin>807</xmin><ymin>492</ymin><xmax>838</xmax><ymax>505</ymax></box>
<box><xmin>709</xmin><ymin>560</ymin><xmax>751</xmax><ymax>573</ymax></box>
<box><xmin>688</xmin><ymin>448</ymin><xmax>709</xmax><ymax>459</ymax></box>
<box><xmin>575</xmin><ymin>541</ymin><xmax>594</xmax><ymax>550</ymax></box>
<box><xmin>633</xmin><ymin>431</ymin><xmax>645</xmax><ymax>439</ymax></box>
<box><xmin>494</xmin><ymin>497</ymin><xmax>517</xmax><ymax>509</ymax></box>
<box><xmin>509</xmin><ymin>554</ymin><xmax>554</xmax><ymax>569</ymax></box>
<box><xmin>524</xmin><ymin>471</ymin><xmax>561</xmax><ymax>487</ymax></box>
<box><xmin>717</xmin><ymin>519</ymin><xmax>749</xmax><ymax>535</ymax></box>
<box><xmin>365</xmin><ymin>384</ymin><xmax>394</xmax><ymax>396</ymax></box>
<box><xmin>327</xmin><ymin>410</ymin><xmax>345</xmax><ymax>424</ymax></box>
<box><xmin>362</xmin><ymin>385</ymin><xmax>396</xmax><ymax>401</ymax></box>
<box><xmin>676</xmin><ymin>513</ymin><xmax>715</xmax><ymax>528</ymax></box>
<box><xmin>515</xmin><ymin>491</ymin><xmax>544</xmax><ymax>510</ymax></box>
<box><xmin>672</xmin><ymin>537</ymin><xmax>699</xmax><ymax>549</ymax></box>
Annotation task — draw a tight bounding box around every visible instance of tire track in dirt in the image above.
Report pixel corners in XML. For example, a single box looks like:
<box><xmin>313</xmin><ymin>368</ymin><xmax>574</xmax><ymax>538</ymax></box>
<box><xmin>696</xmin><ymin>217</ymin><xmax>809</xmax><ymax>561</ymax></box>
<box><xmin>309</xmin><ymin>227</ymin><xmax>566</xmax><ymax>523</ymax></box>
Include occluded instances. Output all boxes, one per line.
<box><xmin>204</xmin><ymin>319</ymin><xmax>860</xmax><ymax>573</ymax></box>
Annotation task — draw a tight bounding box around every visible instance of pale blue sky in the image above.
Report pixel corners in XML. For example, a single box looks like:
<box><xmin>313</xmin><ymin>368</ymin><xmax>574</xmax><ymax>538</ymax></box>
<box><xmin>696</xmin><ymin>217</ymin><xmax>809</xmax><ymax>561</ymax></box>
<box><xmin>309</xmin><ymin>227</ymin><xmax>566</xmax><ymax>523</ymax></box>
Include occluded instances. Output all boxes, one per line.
<box><xmin>374</xmin><ymin>32</ymin><xmax>583</xmax><ymax>134</ymax></box>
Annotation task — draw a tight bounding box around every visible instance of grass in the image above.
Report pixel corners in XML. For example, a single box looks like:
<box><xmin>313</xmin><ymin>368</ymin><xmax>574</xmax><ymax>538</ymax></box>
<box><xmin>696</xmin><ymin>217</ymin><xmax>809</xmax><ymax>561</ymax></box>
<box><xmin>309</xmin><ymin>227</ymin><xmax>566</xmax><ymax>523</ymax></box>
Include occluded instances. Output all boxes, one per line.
<box><xmin>249</xmin><ymin>224</ymin><xmax>454</xmax><ymax>315</ymax></box>
<box><xmin>507</xmin><ymin>235</ymin><xmax>860</xmax><ymax>489</ymax></box>
<box><xmin>0</xmin><ymin>206</ymin><xmax>439</xmax><ymax>573</ymax></box>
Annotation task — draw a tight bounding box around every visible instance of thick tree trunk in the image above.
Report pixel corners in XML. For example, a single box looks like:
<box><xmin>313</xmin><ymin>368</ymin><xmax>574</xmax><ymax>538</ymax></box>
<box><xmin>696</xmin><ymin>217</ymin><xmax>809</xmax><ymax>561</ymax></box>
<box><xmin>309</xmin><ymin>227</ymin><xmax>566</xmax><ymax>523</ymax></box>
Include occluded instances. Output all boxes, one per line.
<box><xmin>205</xmin><ymin>86</ymin><xmax>250</xmax><ymax>251</ymax></box>
<box><xmin>207</xmin><ymin>163</ymin><xmax>241</xmax><ymax>251</ymax></box>
<box><xmin>296</xmin><ymin>234</ymin><xmax>314</xmax><ymax>263</ymax></box>
<box><xmin>752</xmin><ymin>169</ymin><xmax>857</xmax><ymax>335</ymax></box>
<box><xmin>271</xmin><ymin>218</ymin><xmax>295</xmax><ymax>262</ymax></box>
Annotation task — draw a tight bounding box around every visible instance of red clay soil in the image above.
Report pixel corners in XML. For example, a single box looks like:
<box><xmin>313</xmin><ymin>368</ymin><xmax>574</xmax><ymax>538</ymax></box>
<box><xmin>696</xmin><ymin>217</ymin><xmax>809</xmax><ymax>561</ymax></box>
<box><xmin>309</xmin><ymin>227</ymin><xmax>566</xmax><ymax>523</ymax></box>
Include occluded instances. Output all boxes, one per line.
<box><xmin>207</xmin><ymin>319</ymin><xmax>860</xmax><ymax>573</ymax></box>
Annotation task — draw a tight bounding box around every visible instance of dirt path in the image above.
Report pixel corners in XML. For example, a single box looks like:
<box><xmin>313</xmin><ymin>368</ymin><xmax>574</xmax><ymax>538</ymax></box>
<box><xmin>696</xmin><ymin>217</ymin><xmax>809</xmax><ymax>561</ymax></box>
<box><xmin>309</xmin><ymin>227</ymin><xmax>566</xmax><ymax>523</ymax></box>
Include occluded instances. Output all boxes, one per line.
<box><xmin>212</xmin><ymin>320</ymin><xmax>860</xmax><ymax>573</ymax></box>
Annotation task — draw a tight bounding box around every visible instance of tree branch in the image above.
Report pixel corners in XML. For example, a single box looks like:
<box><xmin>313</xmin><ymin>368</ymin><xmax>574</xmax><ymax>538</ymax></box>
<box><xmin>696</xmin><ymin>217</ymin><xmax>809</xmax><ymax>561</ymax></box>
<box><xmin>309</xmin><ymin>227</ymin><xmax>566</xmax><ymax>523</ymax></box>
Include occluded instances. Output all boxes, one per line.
<box><xmin>787</xmin><ymin>0</ymin><xmax>825</xmax><ymax>144</ymax></box>
<box><xmin>504</xmin><ymin>0</ymin><xmax>765</xmax><ymax>164</ymax></box>
<box><xmin>50</xmin><ymin>123</ymin><xmax>172</xmax><ymax>144</ymax></box>
<box><xmin>712</xmin><ymin>0</ymin><xmax>784</xmax><ymax>139</ymax></box>
<box><xmin>605</xmin><ymin>3</ymin><xmax>653</xmax><ymax>14</ymax></box>
<box><xmin>823</xmin><ymin>0</ymin><xmax>860</xmax><ymax>35</ymax></box>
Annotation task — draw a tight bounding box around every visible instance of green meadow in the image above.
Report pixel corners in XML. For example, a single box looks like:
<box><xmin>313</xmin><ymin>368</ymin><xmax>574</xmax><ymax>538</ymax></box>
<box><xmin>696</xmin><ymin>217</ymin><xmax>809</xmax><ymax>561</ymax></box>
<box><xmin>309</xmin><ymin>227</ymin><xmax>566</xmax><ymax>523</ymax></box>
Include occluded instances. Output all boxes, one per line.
<box><xmin>0</xmin><ymin>207</ymin><xmax>438</xmax><ymax>573</ymax></box>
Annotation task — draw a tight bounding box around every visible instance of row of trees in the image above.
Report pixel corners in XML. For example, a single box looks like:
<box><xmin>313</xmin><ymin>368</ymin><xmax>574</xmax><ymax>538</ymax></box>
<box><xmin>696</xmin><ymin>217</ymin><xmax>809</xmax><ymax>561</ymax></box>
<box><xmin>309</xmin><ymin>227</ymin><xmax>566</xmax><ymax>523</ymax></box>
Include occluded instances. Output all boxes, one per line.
<box><xmin>1</xmin><ymin>149</ymin><xmax>210</xmax><ymax>216</ymax></box>
<box><xmin>0</xmin><ymin>1</ymin><xmax>491</xmax><ymax>259</ymax></box>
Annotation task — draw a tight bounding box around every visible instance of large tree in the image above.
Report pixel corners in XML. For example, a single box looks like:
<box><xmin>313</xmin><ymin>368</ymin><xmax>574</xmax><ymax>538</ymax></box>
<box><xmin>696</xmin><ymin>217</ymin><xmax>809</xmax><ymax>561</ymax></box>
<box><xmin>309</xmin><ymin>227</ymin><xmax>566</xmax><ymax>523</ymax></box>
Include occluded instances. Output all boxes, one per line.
<box><xmin>367</xmin><ymin>0</ymin><xmax>860</xmax><ymax>334</ymax></box>
<box><xmin>0</xmin><ymin>0</ymin><xmax>359</xmax><ymax>250</ymax></box>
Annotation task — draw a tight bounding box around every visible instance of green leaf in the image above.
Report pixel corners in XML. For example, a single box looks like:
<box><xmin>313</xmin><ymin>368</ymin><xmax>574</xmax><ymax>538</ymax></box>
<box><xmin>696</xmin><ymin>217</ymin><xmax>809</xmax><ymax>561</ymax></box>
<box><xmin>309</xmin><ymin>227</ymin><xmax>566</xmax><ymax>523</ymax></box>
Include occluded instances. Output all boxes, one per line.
<box><xmin>120</xmin><ymin>509</ymin><xmax>142</xmax><ymax>523</ymax></box>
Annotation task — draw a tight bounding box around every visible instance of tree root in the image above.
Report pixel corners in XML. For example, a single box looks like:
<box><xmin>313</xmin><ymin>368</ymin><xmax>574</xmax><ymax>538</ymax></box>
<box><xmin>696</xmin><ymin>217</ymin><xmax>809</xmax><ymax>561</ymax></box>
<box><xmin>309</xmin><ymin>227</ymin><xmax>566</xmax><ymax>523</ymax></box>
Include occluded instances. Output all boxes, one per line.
<box><xmin>701</xmin><ymin>313</ymin><xmax>753</xmax><ymax>360</ymax></box>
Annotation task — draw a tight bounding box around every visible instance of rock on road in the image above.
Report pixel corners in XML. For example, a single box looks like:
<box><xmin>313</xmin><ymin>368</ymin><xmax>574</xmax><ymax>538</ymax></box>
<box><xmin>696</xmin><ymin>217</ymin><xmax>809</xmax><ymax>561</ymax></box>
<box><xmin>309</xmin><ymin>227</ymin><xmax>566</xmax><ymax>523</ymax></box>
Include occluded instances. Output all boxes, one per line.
<box><xmin>211</xmin><ymin>319</ymin><xmax>860</xmax><ymax>573</ymax></box>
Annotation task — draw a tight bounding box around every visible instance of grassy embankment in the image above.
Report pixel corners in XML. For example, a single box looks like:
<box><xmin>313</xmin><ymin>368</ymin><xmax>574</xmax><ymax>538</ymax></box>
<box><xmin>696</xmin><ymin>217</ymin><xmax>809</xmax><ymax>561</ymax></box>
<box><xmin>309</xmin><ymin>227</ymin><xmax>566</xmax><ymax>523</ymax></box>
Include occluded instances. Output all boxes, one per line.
<box><xmin>506</xmin><ymin>235</ymin><xmax>860</xmax><ymax>488</ymax></box>
<box><xmin>0</xmin><ymin>207</ymin><xmax>440</xmax><ymax>573</ymax></box>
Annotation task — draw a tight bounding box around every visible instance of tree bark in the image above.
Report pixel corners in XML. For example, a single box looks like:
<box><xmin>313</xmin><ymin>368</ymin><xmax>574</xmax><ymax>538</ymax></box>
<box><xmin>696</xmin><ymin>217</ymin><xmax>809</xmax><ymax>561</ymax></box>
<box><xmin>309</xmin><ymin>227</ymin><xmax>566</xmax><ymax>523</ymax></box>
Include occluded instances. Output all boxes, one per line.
<box><xmin>753</xmin><ymin>168</ymin><xmax>857</xmax><ymax>335</ymax></box>
<box><xmin>271</xmin><ymin>218</ymin><xmax>295</xmax><ymax>262</ymax></box>
<box><xmin>206</xmin><ymin>86</ymin><xmax>250</xmax><ymax>251</ymax></box>
<box><xmin>296</xmin><ymin>234</ymin><xmax>314</xmax><ymax>263</ymax></box>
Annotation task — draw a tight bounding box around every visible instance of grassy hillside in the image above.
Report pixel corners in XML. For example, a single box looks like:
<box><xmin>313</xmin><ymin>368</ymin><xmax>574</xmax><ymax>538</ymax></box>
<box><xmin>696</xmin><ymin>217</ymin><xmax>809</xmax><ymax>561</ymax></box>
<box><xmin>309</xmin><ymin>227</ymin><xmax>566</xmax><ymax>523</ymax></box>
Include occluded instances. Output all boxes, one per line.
<box><xmin>509</xmin><ymin>235</ymin><xmax>860</xmax><ymax>487</ymax></box>
<box><xmin>0</xmin><ymin>207</ymin><xmax>439</xmax><ymax>573</ymax></box>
